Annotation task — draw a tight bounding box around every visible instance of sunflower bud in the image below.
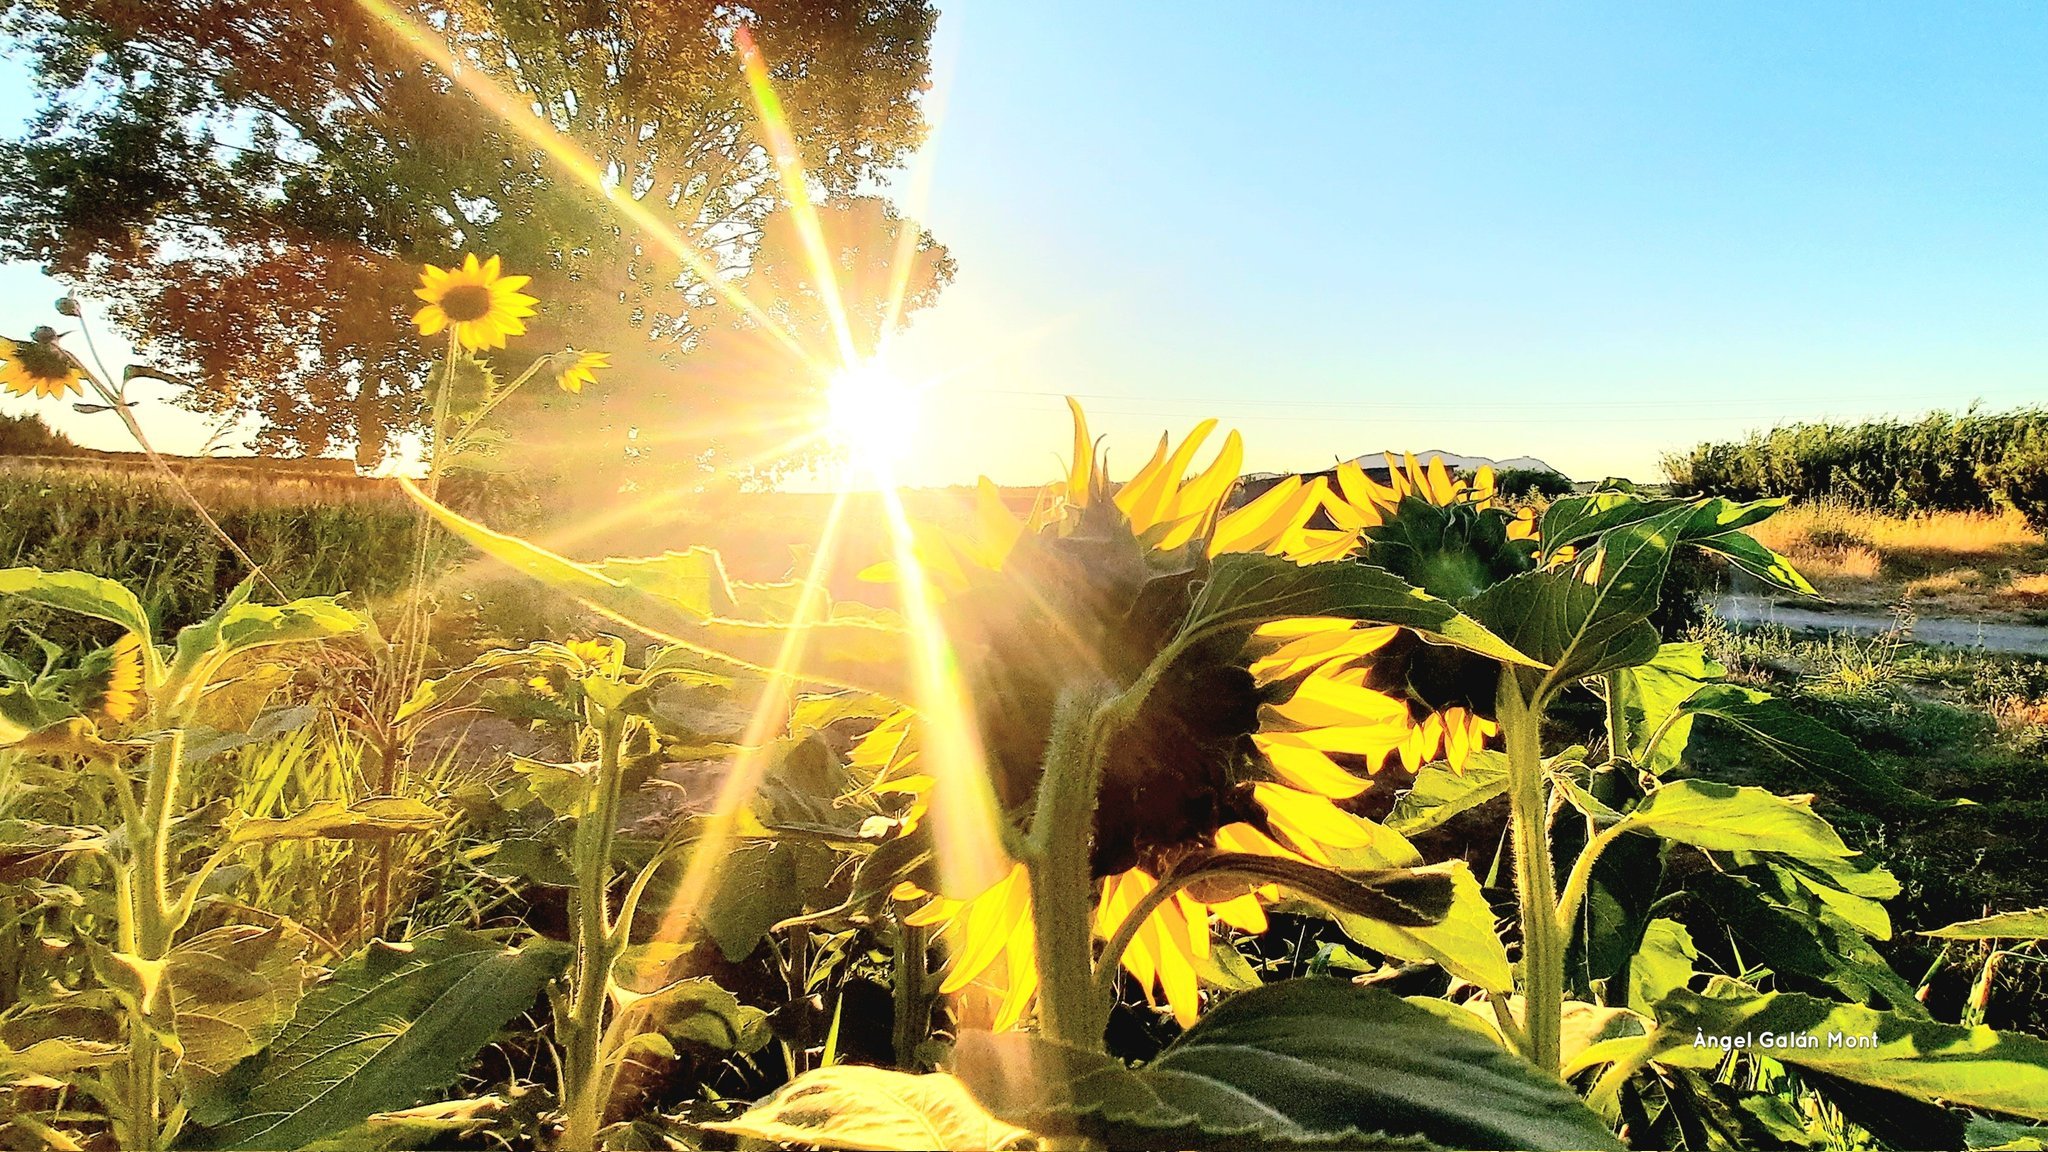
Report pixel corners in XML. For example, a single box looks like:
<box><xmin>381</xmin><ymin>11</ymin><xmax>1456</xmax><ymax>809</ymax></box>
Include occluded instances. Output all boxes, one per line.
<box><xmin>54</xmin><ymin>296</ymin><xmax>81</xmax><ymax>317</ymax></box>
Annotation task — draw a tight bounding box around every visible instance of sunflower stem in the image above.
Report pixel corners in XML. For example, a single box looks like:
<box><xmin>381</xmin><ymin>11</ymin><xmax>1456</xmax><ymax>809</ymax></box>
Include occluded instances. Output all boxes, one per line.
<box><xmin>1500</xmin><ymin>669</ymin><xmax>1563</xmax><ymax>1076</ymax></box>
<box><xmin>1028</xmin><ymin>684</ymin><xmax>1121</xmax><ymax>1053</ymax></box>
<box><xmin>560</xmin><ymin>706</ymin><xmax>628</xmax><ymax>1151</ymax></box>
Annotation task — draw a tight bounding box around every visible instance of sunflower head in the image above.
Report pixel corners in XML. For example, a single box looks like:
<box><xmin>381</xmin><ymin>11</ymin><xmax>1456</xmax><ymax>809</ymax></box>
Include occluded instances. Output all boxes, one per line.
<box><xmin>0</xmin><ymin>329</ymin><xmax>85</xmax><ymax>400</ymax></box>
<box><xmin>72</xmin><ymin>633</ymin><xmax>147</xmax><ymax>724</ymax></box>
<box><xmin>941</xmin><ymin>488</ymin><xmax>1269</xmax><ymax>877</ymax></box>
<box><xmin>557</xmin><ymin>350</ymin><xmax>610</xmax><ymax>394</ymax></box>
<box><xmin>1322</xmin><ymin>470</ymin><xmax>1536</xmax><ymax>775</ymax></box>
<box><xmin>412</xmin><ymin>255</ymin><xmax>539</xmax><ymax>351</ymax></box>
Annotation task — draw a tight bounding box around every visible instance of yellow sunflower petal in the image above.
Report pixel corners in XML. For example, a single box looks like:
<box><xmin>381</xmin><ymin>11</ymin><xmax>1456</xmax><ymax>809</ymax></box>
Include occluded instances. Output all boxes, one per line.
<box><xmin>1254</xmin><ymin>732</ymin><xmax>1369</xmax><ymax>799</ymax></box>
<box><xmin>1065</xmin><ymin>397</ymin><xmax>1094</xmax><ymax>509</ymax></box>
<box><xmin>1253</xmin><ymin>783</ymin><xmax>1380</xmax><ymax>858</ymax></box>
<box><xmin>937</xmin><ymin>862</ymin><xmax>1029</xmax><ymax>995</ymax></box>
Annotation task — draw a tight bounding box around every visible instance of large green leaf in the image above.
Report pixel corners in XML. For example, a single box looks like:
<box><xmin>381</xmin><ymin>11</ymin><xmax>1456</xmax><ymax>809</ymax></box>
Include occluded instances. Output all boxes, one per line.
<box><xmin>163</xmin><ymin>595</ymin><xmax>362</xmax><ymax>713</ymax></box>
<box><xmin>1922</xmin><ymin>908</ymin><xmax>2048</xmax><ymax>941</ymax></box>
<box><xmin>1537</xmin><ymin>494</ymin><xmax>1813</xmax><ymax>594</ymax></box>
<box><xmin>1688</xmin><ymin>871</ymin><xmax>1924</xmax><ymax>1014</ymax></box>
<box><xmin>957</xmin><ymin>980</ymin><xmax>1621</xmax><ymax>1150</ymax></box>
<box><xmin>228</xmin><ymin>797</ymin><xmax>446</xmax><ymax>843</ymax></box>
<box><xmin>0</xmin><ymin>567</ymin><xmax>154</xmax><ymax>644</ymax></box>
<box><xmin>1629</xmin><ymin>918</ymin><xmax>1699</xmax><ymax>1010</ymax></box>
<box><xmin>1674</xmin><ymin>683</ymin><xmax>1932</xmax><ymax>809</ymax></box>
<box><xmin>170</xmin><ymin>925</ymin><xmax>318</xmax><ymax>1097</ymax></box>
<box><xmin>404</xmin><ymin>481</ymin><xmax>914</xmax><ymax>695</ymax></box>
<box><xmin>707</xmin><ymin>1064</ymin><xmax>1033</xmax><ymax>1150</ymax></box>
<box><xmin>1334</xmin><ymin>861</ymin><xmax>1514</xmax><ymax>994</ymax></box>
<box><xmin>1614</xmin><ymin>781</ymin><xmax>1851</xmax><ymax>860</ymax></box>
<box><xmin>1465</xmin><ymin>506</ymin><xmax>1695</xmax><ymax>696</ymax></box>
<box><xmin>1612</xmin><ymin>643</ymin><xmax>1723</xmax><ymax>773</ymax></box>
<box><xmin>1178</xmin><ymin>552</ymin><xmax>1540</xmax><ymax>668</ymax></box>
<box><xmin>1644</xmin><ymin>987</ymin><xmax>2048</xmax><ymax>1121</ymax></box>
<box><xmin>192</xmin><ymin>929</ymin><xmax>570</xmax><ymax>1150</ymax></box>
<box><xmin>1385</xmin><ymin>751</ymin><xmax>1510</xmax><ymax>834</ymax></box>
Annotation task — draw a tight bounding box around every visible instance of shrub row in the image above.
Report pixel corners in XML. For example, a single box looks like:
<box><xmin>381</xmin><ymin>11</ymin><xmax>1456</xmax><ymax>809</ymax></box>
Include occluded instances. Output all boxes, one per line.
<box><xmin>1663</xmin><ymin>408</ymin><xmax>2048</xmax><ymax>526</ymax></box>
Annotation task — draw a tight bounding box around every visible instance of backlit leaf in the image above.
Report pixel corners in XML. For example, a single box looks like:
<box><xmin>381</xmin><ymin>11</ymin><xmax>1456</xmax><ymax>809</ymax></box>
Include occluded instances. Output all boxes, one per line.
<box><xmin>1646</xmin><ymin>988</ymin><xmax>2048</xmax><ymax>1121</ymax></box>
<box><xmin>707</xmin><ymin>1064</ymin><xmax>1031</xmax><ymax>1151</ymax></box>
<box><xmin>191</xmin><ymin>929</ymin><xmax>570</xmax><ymax>1149</ymax></box>
<box><xmin>957</xmin><ymin>980</ymin><xmax>1621</xmax><ymax>1150</ymax></box>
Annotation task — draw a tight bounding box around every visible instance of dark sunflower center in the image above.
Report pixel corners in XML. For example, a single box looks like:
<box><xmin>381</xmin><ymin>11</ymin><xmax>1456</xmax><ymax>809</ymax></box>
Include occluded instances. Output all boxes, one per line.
<box><xmin>439</xmin><ymin>284</ymin><xmax>494</xmax><ymax>322</ymax></box>
<box><xmin>15</xmin><ymin>339</ymin><xmax>72</xmax><ymax>381</ymax></box>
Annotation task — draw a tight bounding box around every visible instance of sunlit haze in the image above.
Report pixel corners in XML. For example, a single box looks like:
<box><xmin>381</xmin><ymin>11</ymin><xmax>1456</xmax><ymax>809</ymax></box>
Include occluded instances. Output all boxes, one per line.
<box><xmin>4</xmin><ymin>2</ymin><xmax>2044</xmax><ymax>486</ymax></box>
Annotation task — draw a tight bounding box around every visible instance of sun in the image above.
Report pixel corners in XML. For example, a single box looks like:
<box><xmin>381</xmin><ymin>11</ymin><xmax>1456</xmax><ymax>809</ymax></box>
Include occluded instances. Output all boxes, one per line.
<box><xmin>826</xmin><ymin>361</ymin><xmax>923</xmax><ymax>477</ymax></box>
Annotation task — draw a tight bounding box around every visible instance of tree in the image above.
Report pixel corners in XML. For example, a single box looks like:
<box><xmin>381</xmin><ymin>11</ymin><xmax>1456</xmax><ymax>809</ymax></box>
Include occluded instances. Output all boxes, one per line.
<box><xmin>0</xmin><ymin>0</ymin><xmax>950</xmax><ymax>472</ymax></box>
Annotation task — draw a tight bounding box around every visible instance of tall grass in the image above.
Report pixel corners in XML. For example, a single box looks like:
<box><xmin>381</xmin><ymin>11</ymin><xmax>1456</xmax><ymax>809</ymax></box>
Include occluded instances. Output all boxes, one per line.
<box><xmin>1743</xmin><ymin>499</ymin><xmax>2048</xmax><ymax>611</ymax></box>
<box><xmin>1</xmin><ymin>461</ymin><xmax>433</xmax><ymax>643</ymax></box>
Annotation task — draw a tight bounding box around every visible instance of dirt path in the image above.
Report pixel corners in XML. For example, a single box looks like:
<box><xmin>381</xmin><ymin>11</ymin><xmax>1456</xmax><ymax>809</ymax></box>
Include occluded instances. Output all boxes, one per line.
<box><xmin>1712</xmin><ymin>594</ymin><xmax>2048</xmax><ymax>656</ymax></box>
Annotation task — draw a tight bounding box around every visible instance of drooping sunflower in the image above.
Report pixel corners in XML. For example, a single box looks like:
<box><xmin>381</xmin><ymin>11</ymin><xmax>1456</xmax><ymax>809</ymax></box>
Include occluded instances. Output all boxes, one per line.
<box><xmin>0</xmin><ymin>328</ymin><xmax>85</xmax><ymax>400</ymax></box>
<box><xmin>1252</xmin><ymin>452</ymin><xmax>1560</xmax><ymax>780</ymax></box>
<box><xmin>80</xmin><ymin>633</ymin><xmax>146</xmax><ymax>723</ymax></box>
<box><xmin>412</xmin><ymin>255</ymin><xmax>539</xmax><ymax>351</ymax></box>
<box><xmin>860</xmin><ymin>404</ymin><xmax>1488</xmax><ymax>1029</ymax></box>
<box><xmin>556</xmin><ymin>350</ymin><xmax>610</xmax><ymax>394</ymax></box>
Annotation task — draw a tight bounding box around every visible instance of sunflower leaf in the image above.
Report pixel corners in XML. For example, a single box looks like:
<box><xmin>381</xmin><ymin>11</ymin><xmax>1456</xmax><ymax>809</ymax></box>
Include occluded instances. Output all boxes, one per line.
<box><xmin>1171</xmin><ymin>852</ymin><xmax>1451</xmax><ymax>928</ymax></box>
<box><xmin>707</xmin><ymin>1065</ymin><xmax>1033</xmax><ymax>1151</ymax></box>
<box><xmin>1640</xmin><ymin>987</ymin><xmax>2048</xmax><ymax>1121</ymax></box>
<box><xmin>188</xmin><ymin>929</ymin><xmax>569</xmax><ymax>1148</ymax></box>
<box><xmin>955</xmin><ymin>980</ymin><xmax>1620</xmax><ymax>1150</ymax></box>
<box><xmin>1178</xmin><ymin>553</ymin><xmax>1540</xmax><ymax>668</ymax></box>
<box><xmin>403</xmin><ymin>481</ymin><xmax>914</xmax><ymax>696</ymax></box>
<box><xmin>1920</xmin><ymin>908</ymin><xmax>2048</xmax><ymax>941</ymax></box>
<box><xmin>1672</xmin><ymin>683</ymin><xmax>1937</xmax><ymax>810</ymax></box>
<box><xmin>1465</xmin><ymin>505</ymin><xmax>1696</xmax><ymax>696</ymax></box>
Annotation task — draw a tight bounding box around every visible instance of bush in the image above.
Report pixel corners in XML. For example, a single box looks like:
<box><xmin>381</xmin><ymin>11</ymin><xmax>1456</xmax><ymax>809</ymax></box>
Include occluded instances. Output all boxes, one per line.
<box><xmin>1988</xmin><ymin>434</ymin><xmax>2048</xmax><ymax>531</ymax></box>
<box><xmin>1492</xmin><ymin>466</ymin><xmax>1574</xmax><ymax>499</ymax></box>
<box><xmin>0</xmin><ymin>411</ymin><xmax>82</xmax><ymax>456</ymax></box>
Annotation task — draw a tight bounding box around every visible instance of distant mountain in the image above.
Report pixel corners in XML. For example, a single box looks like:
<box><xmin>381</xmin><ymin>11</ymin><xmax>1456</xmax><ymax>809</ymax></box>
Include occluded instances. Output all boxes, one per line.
<box><xmin>1343</xmin><ymin>450</ymin><xmax>1564</xmax><ymax>476</ymax></box>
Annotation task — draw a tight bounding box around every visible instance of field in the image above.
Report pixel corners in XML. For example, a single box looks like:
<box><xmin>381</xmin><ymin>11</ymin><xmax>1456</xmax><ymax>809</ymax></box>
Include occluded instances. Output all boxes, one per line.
<box><xmin>1744</xmin><ymin>501</ymin><xmax>2048</xmax><ymax>620</ymax></box>
<box><xmin>5</xmin><ymin>8</ymin><xmax>2048</xmax><ymax>1148</ymax></box>
<box><xmin>10</xmin><ymin>420</ymin><xmax>2048</xmax><ymax>1151</ymax></box>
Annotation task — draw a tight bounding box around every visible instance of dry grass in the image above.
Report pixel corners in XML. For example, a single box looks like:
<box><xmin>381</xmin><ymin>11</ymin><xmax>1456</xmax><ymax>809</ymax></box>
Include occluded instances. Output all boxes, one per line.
<box><xmin>1748</xmin><ymin>500</ymin><xmax>2048</xmax><ymax>618</ymax></box>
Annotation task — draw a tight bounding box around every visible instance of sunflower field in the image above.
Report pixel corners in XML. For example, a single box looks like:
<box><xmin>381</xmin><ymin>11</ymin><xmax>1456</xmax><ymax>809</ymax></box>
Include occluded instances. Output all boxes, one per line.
<box><xmin>5</xmin><ymin>251</ymin><xmax>2048</xmax><ymax>1152</ymax></box>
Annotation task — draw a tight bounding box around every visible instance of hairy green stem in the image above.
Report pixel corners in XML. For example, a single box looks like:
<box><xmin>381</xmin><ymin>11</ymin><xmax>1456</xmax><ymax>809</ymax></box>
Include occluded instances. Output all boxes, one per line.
<box><xmin>1554</xmin><ymin>824</ymin><xmax>1628</xmax><ymax>942</ymax></box>
<box><xmin>560</xmin><ymin>710</ymin><xmax>628</xmax><ymax>1151</ymax></box>
<box><xmin>1602</xmin><ymin>674</ymin><xmax>1630</xmax><ymax>767</ymax></box>
<box><xmin>118</xmin><ymin>728</ymin><xmax>186</xmax><ymax>1150</ymax></box>
<box><xmin>374</xmin><ymin>330</ymin><xmax>462</xmax><ymax>935</ymax></box>
<box><xmin>1028</xmin><ymin>685</ymin><xmax>1122</xmax><ymax>1053</ymax></box>
<box><xmin>1500</xmin><ymin>671</ymin><xmax>1563</xmax><ymax>1076</ymax></box>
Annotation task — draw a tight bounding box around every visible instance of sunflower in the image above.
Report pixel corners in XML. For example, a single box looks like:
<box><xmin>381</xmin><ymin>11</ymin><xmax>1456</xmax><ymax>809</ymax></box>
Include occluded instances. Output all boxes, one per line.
<box><xmin>861</xmin><ymin>404</ymin><xmax>1476</xmax><ymax>1029</ymax></box>
<box><xmin>0</xmin><ymin>328</ymin><xmax>85</xmax><ymax>399</ymax></box>
<box><xmin>412</xmin><ymin>255</ymin><xmax>539</xmax><ymax>351</ymax></box>
<box><xmin>1254</xmin><ymin>451</ymin><xmax>1558</xmax><ymax>779</ymax></box>
<box><xmin>556</xmin><ymin>350</ymin><xmax>610</xmax><ymax>394</ymax></box>
<box><xmin>87</xmin><ymin>633</ymin><xmax>146</xmax><ymax>723</ymax></box>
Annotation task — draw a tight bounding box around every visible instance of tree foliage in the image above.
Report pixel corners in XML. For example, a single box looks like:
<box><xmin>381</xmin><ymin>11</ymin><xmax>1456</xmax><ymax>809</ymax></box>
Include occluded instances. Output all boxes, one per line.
<box><xmin>0</xmin><ymin>0</ymin><xmax>952</xmax><ymax>471</ymax></box>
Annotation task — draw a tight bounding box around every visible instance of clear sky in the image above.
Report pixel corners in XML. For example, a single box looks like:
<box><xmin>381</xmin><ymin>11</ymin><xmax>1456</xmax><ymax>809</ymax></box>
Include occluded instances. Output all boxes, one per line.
<box><xmin>5</xmin><ymin>2</ymin><xmax>2045</xmax><ymax>484</ymax></box>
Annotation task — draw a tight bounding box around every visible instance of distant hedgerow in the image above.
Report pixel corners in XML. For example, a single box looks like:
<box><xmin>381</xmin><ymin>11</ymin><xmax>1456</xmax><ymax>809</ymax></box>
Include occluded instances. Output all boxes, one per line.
<box><xmin>1663</xmin><ymin>407</ymin><xmax>2048</xmax><ymax>514</ymax></box>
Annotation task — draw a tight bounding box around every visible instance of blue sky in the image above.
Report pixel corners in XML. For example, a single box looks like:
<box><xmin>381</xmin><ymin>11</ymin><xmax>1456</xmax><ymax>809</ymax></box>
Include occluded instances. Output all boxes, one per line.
<box><xmin>5</xmin><ymin>2</ymin><xmax>2045</xmax><ymax>483</ymax></box>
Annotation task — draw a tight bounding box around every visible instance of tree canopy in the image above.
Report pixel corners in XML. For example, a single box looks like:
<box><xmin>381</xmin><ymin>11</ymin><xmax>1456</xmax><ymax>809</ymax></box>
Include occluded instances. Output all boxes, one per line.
<box><xmin>0</xmin><ymin>0</ymin><xmax>951</xmax><ymax>474</ymax></box>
